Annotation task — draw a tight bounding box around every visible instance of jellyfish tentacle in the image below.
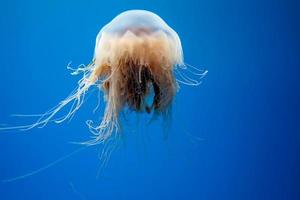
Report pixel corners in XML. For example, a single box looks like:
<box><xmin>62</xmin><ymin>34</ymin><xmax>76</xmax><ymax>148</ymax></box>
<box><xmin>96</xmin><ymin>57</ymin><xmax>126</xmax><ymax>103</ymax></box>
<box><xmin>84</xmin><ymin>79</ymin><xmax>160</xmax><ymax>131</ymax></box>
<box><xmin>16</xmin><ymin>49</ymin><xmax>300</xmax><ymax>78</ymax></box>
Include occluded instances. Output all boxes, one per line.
<box><xmin>180</xmin><ymin>63</ymin><xmax>207</xmax><ymax>76</ymax></box>
<box><xmin>0</xmin><ymin>62</ymin><xmax>100</xmax><ymax>131</ymax></box>
<box><xmin>174</xmin><ymin>63</ymin><xmax>207</xmax><ymax>86</ymax></box>
<box><xmin>1</xmin><ymin>146</ymin><xmax>88</xmax><ymax>183</ymax></box>
<box><xmin>92</xmin><ymin>87</ymin><xmax>102</xmax><ymax>113</ymax></box>
<box><xmin>175</xmin><ymin>69</ymin><xmax>201</xmax><ymax>86</ymax></box>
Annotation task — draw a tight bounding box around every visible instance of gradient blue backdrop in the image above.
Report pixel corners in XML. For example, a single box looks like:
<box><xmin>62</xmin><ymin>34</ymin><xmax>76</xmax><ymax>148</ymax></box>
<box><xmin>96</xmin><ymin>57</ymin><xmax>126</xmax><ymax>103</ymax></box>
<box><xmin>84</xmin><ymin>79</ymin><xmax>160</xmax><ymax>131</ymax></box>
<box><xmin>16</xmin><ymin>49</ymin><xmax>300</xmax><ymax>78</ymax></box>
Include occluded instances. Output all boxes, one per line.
<box><xmin>0</xmin><ymin>0</ymin><xmax>299</xmax><ymax>199</ymax></box>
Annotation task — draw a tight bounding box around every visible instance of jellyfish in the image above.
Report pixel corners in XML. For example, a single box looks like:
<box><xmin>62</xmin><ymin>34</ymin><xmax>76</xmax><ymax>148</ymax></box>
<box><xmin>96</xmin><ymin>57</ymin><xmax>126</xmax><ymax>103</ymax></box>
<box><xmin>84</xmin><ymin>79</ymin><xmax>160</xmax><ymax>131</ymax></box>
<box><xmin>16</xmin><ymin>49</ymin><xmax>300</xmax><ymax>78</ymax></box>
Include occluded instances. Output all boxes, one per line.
<box><xmin>1</xmin><ymin>10</ymin><xmax>207</xmax><ymax>145</ymax></box>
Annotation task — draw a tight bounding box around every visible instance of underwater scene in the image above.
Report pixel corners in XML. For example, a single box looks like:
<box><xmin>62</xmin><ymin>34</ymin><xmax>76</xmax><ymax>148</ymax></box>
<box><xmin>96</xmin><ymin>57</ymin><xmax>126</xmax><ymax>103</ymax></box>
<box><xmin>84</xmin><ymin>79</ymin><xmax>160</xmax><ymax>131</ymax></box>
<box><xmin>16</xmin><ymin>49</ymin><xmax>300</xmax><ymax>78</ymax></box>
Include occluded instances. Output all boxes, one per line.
<box><xmin>0</xmin><ymin>0</ymin><xmax>299</xmax><ymax>199</ymax></box>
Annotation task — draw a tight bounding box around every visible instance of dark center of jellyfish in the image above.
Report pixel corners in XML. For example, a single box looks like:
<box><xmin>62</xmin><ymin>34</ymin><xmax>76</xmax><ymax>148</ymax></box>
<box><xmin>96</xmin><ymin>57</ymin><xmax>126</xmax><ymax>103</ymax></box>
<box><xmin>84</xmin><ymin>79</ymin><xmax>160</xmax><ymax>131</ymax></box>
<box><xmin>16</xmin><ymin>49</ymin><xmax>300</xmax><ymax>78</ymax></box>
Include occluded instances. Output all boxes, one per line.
<box><xmin>124</xmin><ymin>60</ymin><xmax>160</xmax><ymax>113</ymax></box>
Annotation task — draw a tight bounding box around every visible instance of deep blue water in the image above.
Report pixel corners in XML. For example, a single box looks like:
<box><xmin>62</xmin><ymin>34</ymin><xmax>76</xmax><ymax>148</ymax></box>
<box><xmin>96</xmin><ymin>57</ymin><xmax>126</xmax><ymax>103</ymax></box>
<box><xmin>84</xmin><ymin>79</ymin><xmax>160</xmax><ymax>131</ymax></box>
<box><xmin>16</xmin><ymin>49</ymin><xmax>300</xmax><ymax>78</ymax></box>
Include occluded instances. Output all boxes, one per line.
<box><xmin>0</xmin><ymin>0</ymin><xmax>299</xmax><ymax>199</ymax></box>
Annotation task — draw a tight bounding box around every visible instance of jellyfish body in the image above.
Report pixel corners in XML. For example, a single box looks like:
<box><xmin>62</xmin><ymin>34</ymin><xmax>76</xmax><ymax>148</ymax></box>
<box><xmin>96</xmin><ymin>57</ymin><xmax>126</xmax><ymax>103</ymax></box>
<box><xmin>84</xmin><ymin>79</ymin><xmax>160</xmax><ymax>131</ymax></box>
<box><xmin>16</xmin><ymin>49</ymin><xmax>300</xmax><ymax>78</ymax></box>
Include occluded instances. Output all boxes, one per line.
<box><xmin>1</xmin><ymin>10</ymin><xmax>207</xmax><ymax>145</ymax></box>
<box><xmin>89</xmin><ymin>10</ymin><xmax>183</xmax><ymax>139</ymax></box>
<box><xmin>93</xmin><ymin>10</ymin><xmax>183</xmax><ymax>115</ymax></box>
<box><xmin>71</xmin><ymin>10</ymin><xmax>184</xmax><ymax>144</ymax></box>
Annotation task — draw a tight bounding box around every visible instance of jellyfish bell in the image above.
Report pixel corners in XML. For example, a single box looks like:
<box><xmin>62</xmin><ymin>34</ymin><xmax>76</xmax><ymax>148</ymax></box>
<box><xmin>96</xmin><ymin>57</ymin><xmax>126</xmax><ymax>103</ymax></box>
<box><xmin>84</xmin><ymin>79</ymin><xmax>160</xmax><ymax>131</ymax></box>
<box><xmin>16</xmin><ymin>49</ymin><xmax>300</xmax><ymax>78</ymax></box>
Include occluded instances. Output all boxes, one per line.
<box><xmin>0</xmin><ymin>10</ymin><xmax>207</xmax><ymax>145</ymax></box>
<box><xmin>94</xmin><ymin>10</ymin><xmax>183</xmax><ymax>66</ymax></box>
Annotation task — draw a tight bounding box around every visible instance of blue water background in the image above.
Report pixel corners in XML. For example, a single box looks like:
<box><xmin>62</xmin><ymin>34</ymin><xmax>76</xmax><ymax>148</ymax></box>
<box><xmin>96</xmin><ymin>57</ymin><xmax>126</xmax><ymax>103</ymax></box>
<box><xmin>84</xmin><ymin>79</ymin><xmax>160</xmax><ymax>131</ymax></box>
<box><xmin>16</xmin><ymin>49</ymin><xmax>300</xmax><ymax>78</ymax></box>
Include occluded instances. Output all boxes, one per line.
<box><xmin>0</xmin><ymin>0</ymin><xmax>299</xmax><ymax>199</ymax></box>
